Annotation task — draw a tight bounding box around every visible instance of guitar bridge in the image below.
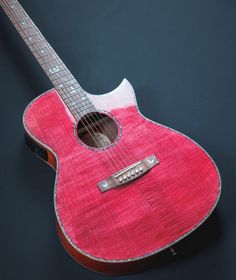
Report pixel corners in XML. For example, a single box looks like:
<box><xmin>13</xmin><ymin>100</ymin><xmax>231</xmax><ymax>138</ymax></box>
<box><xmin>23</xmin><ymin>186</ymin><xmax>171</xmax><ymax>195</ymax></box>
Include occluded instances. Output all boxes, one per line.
<box><xmin>97</xmin><ymin>155</ymin><xmax>159</xmax><ymax>192</ymax></box>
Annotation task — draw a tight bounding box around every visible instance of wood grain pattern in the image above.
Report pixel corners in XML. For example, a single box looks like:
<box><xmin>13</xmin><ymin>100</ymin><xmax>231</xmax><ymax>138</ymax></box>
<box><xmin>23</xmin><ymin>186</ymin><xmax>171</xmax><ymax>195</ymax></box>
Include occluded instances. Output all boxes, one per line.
<box><xmin>23</xmin><ymin>80</ymin><xmax>221</xmax><ymax>273</ymax></box>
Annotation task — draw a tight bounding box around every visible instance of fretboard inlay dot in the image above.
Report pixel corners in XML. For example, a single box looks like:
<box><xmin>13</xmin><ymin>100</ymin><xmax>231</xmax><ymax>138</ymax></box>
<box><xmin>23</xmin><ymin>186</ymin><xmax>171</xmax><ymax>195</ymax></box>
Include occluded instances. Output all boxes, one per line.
<box><xmin>1</xmin><ymin>0</ymin><xmax>96</xmax><ymax>119</ymax></box>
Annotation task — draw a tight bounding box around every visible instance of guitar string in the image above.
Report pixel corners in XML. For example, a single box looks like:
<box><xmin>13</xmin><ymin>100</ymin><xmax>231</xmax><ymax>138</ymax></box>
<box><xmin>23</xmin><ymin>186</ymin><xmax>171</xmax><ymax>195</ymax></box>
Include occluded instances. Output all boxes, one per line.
<box><xmin>42</xmin><ymin>49</ymin><xmax>129</xmax><ymax>171</ymax></box>
<box><xmin>4</xmin><ymin>0</ymin><xmax>133</xmax><ymax>172</ymax></box>
<box><xmin>54</xmin><ymin>76</ymin><xmax>130</xmax><ymax>170</ymax></box>
<box><xmin>0</xmin><ymin>0</ymin><xmax>111</xmax><ymax>161</ymax></box>
<box><xmin>0</xmin><ymin>1</ymin><xmax>120</xmax><ymax>158</ymax></box>
<box><xmin>0</xmin><ymin>0</ymin><xmax>126</xmax><ymax>172</ymax></box>
<box><xmin>7</xmin><ymin>2</ymin><xmax>131</xmax><ymax>173</ymax></box>
<box><xmin>41</xmin><ymin>46</ymin><xmax>130</xmax><ymax>169</ymax></box>
<box><xmin>2</xmin><ymin>0</ymin><xmax>133</xmax><ymax>173</ymax></box>
<box><xmin>7</xmin><ymin>0</ymin><xmax>132</xmax><ymax>172</ymax></box>
<box><xmin>0</xmin><ymin>0</ymin><xmax>126</xmax><ymax>167</ymax></box>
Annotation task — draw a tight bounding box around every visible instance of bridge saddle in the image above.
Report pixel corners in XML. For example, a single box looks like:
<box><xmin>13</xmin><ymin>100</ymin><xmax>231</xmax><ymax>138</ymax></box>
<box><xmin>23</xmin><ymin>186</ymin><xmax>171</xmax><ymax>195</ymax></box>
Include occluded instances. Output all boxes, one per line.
<box><xmin>97</xmin><ymin>155</ymin><xmax>159</xmax><ymax>192</ymax></box>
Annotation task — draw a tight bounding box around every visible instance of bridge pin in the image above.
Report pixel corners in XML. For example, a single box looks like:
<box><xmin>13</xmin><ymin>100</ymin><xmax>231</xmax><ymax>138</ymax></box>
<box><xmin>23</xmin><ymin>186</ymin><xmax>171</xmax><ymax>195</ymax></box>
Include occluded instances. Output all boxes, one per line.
<box><xmin>123</xmin><ymin>175</ymin><xmax>127</xmax><ymax>180</ymax></box>
<box><xmin>131</xmin><ymin>171</ymin><xmax>135</xmax><ymax>176</ymax></box>
<box><xmin>119</xmin><ymin>177</ymin><xmax>123</xmax><ymax>183</ymax></box>
<box><xmin>135</xmin><ymin>169</ymin><xmax>139</xmax><ymax>174</ymax></box>
<box><xmin>139</xmin><ymin>167</ymin><xmax>143</xmax><ymax>172</ymax></box>
<box><xmin>127</xmin><ymin>173</ymin><xmax>131</xmax><ymax>178</ymax></box>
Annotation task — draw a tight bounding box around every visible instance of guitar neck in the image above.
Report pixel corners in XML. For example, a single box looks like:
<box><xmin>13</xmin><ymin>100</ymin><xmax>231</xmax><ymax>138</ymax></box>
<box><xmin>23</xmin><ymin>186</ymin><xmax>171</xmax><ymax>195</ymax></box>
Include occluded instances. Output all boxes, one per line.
<box><xmin>0</xmin><ymin>0</ymin><xmax>95</xmax><ymax>119</ymax></box>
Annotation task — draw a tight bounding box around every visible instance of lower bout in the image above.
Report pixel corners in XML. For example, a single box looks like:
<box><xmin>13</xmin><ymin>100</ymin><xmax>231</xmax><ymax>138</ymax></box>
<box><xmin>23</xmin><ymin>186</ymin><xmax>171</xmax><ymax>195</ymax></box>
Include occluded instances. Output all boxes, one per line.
<box><xmin>23</xmin><ymin>93</ymin><xmax>221</xmax><ymax>273</ymax></box>
<box><xmin>55</xmin><ymin>217</ymin><xmax>166</xmax><ymax>274</ymax></box>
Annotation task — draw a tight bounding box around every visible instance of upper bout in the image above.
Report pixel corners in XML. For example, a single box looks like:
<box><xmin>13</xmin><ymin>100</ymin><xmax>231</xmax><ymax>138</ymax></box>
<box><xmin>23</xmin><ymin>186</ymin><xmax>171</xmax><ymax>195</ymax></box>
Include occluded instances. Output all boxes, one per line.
<box><xmin>87</xmin><ymin>79</ymin><xmax>138</xmax><ymax>112</ymax></box>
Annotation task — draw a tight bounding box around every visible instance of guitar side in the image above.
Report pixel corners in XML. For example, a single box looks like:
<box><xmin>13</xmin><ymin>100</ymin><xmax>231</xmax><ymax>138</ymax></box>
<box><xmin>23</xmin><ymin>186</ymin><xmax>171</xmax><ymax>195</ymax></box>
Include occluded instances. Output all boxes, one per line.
<box><xmin>23</xmin><ymin>79</ymin><xmax>221</xmax><ymax>274</ymax></box>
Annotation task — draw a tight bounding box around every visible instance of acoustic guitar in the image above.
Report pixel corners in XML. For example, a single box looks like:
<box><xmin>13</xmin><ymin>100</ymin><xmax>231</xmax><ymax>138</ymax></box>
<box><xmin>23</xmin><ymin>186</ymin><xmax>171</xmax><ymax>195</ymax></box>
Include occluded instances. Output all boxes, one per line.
<box><xmin>0</xmin><ymin>0</ymin><xmax>221</xmax><ymax>274</ymax></box>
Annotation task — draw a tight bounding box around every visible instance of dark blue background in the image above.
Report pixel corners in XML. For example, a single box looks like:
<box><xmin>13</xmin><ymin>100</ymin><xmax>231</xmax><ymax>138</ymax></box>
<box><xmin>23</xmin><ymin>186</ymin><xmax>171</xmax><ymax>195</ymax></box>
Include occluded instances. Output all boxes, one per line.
<box><xmin>0</xmin><ymin>0</ymin><xmax>235</xmax><ymax>279</ymax></box>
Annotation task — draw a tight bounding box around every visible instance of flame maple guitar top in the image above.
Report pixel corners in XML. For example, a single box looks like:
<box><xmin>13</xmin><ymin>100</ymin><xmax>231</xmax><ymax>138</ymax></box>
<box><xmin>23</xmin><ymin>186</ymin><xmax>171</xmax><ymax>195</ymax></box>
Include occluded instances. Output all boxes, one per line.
<box><xmin>23</xmin><ymin>79</ymin><xmax>221</xmax><ymax>274</ymax></box>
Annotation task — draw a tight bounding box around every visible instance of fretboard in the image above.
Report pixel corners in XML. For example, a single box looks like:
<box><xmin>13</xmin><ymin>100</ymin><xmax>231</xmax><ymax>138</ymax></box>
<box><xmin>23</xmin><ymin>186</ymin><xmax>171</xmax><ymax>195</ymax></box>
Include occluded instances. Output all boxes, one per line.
<box><xmin>0</xmin><ymin>0</ymin><xmax>96</xmax><ymax>119</ymax></box>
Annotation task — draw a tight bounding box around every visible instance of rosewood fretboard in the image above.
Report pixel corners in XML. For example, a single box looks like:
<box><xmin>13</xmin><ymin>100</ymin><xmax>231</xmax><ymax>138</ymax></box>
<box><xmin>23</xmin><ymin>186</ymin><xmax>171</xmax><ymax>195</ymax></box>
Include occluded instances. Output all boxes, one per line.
<box><xmin>0</xmin><ymin>0</ymin><xmax>96</xmax><ymax>119</ymax></box>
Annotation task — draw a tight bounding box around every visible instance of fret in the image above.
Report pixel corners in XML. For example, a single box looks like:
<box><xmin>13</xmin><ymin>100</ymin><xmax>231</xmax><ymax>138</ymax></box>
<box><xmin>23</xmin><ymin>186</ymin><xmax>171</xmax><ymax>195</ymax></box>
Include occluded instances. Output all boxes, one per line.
<box><xmin>71</xmin><ymin>89</ymin><xmax>84</xmax><ymax>98</ymax></box>
<box><xmin>8</xmin><ymin>9</ymin><xmax>28</xmax><ymax>20</ymax></box>
<box><xmin>11</xmin><ymin>15</ymin><xmax>29</xmax><ymax>25</ymax></box>
<box><xmin>2</xmin><ymin>0</ymin><xmax>15</xmax><ymax>6</ymax></box>
<box><xmin>62</xmin><ymin>94</ymin><xmax>90</xmax><ymax>105</ymax></box>
<box><xmin>80</xmin><ymin>104</ymin><xmax>96</xmax><ymax>111</ymax></box>
<box><xmin>9</xmin><ymin>19</ymin><xmax>35</xmax><ymax>37</ymax></box>
<box><xmin>52</xmin><ymin>74</ymin><xmax>75</xmax><ymax>86</ymax></box>
<box><xmin>58</xmin><ymin>84</ymin><xmax>82</xmax><ymax>96</ymax></box>
<box><xmin>80</xmin><ymin>95</ymin><xmax>88</xmax><ymax>100</ymax></box>
<box><xmin>60</xmin><ymin>87</ymin><xmax>84</xmax><ymax>98</ymax></box>
<box><xmin>82</xmin><ymin>100</ymin><xmax>94</xmax><ymax>110</ymax></box>
<box><xmin>73</xmin><ymin>90</ymin><xmax>87</xmax><ymax>99</ymax></box>
<box><xmin>59</xmin><ymin>89</ymin><xmax>85</xmax><ymax>102</ymax></box>
<box><xmin>1</xmin><ymin>3</ymin><xmax>18</xmax><ymax>19</ymax></box>
<box><xmin>0</xmin><ymin>0</ymin><xmax>96</xmax><ymax>119</ymax></box>
<box><xmin>62</xmin><ymin>94</ymin><xmax>82</xmax><ymax>103</ymax></box>
<box><xmin>68</xmin><ymin>101</ymin><xmax>92</xmax><ymax>110</ymax></box>
<box><xmin>50</xmin><ymin>69</ymin><xmax>71</xmax><ymax>81</ymax></box>
<box><xmin>22</xmin><ymin>31</ymin><xmax>40</xmax><ymax>39</ymax></box>
<box><xmin>28</xmin><ymin>44</ymin><xmax>47</xmax><ymax>59</ymax></box>
<box><xmin>21</xmin><ymin>28</ymin><xmax>39</xmax><ymax>37</ymax></box>
<box><xmin>61</xmin><ymin>94</ymin><xmax>85</xmax><ymax>105</ymax></box>
<box><xmin>77</xmin><ymin>102</ymin><xmax>97</xmax><ymax>111</ymax></box>
<box><xmin>70</xmin><ymin>102</ymin><xmax>84</xmax><ymax>109</ymax></box>
<box><xmin>71</xmin><ymin>104</ymin><xmax>95</xmax><ymax>114</ymax></box>
<box><xmin>15</xmin><ymin>17</ymin><xmax>33</xmax><ymax>28</ymax></box>
<box><xmin>78</xmin><ymin>99</ymin><xmax>92</xmax><ymax>107</ymax></box>
<box><xmin>60</xmin><ymin>92</ymin><xmax>83</xmax><ymax>103</ymax></box>
<box><xmin>47</xmin><ymin>66</ymin><xmax>67</xmax><ymax>77</ymax></box>
<box><xmin>1</xmin><ymin>1</ymin><xmax>23</xmax><ymax>16</ymax></box>
<box><xmin>31</xmin><ymin>39</ymin><xmax>48</xmax><ymax>50</ymax></box>
<box><xmin>46</xmin><ymin>64</ymin><xmax>65</xmax><ymax>76</ymax></box>
<box><xmin>24</xmin><ymin>33</ymin><xmax>43</xmax><ymax>45</ymax></box>
<box><xmin>65</xmin><ymin>83</ymin><xmax>80</xmax><ymax>93</ymax></box>
<box><xmin>16</xmin><ymin>21</ymin><xmax>35</xmax><ymax>30</ymax></box>
<box><xmin>55</xmin><ymin>78</ymin><xmax>77</xmax><ymax>89</ymax></box>
<box><xmin>7</xmin><ymin>1</ymin><xmax>22</xmax><ymax>11</ymax></box>
<box><xmin>61</xmin><ymin>92</ymin><xmax>86</xmax><ymax>103</ymax></box>
<box><xmin>38</xmin><ymin>54</ymin><xmax>59</xmax><ymax>65</ymax></box>
<box><xmin>3</xmin><ymin>0</ymin><xmax>18</xmax><ymax>6</ymax></box>
<box><xmin>59</xmin><ymin>90</ymin><xmax>78</xmax><ymax>100</ymax></box>
<box><xmin>41</xmin><ymin>57</ymin><xmax>62</xmax><ymax>68</ymax></box>
<box><xmin>70</xmin><ymin>102</ymin><xmax>84</xmax><ymax>108</ymax></box>
<box><xmin>0</xmin><ymin>0</ymin><xmax>16</xmax><ymax>10</ymax></box>
<box><xmin>33</xmin><ymin>46</ymin><xmax>52</xmax><ymax>58</ymax></box>
<box><xmin>53</xmin><ymin>77</ymin><xmax>74</xmax><ymax>87</ymax></box>
<box><xmin>15</xmin><ymin>25</ymin><xmax>39</xmax><ymax>40</ymax></box>
<box><xmin>15</xmin><ymin>9</ymin><xmax>28</xmax><ymax>20</ymax></box>
<box><xmin>60</xmin><ymin>90</ymin><xmax>81</xmax><ymax>99</ymax></box>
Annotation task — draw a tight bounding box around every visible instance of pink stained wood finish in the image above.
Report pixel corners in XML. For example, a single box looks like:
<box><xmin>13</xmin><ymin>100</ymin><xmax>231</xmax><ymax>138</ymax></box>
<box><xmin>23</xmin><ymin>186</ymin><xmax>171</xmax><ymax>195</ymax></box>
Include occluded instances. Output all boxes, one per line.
<box><xmin>23</xmin><ymin>79</ymin><xmax>220</xmax><ymax>263</ymax></box>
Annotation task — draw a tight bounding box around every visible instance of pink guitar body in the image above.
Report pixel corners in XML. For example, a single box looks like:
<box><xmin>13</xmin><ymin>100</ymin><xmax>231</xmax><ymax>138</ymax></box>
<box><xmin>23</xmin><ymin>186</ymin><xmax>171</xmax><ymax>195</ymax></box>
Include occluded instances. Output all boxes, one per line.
<box><xmin>23</xmin><ymin>79</ymin><xmax>221</xmax><ymax>274</ymax></box>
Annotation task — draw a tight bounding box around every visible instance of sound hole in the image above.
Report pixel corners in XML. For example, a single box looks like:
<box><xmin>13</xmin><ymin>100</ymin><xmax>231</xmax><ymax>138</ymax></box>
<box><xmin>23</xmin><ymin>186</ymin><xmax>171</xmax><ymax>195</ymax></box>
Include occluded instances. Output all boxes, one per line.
<box><xmin>77</xmin><ymin>112</ymin><xmax>119</xmax><ymax>149</ymax></box>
